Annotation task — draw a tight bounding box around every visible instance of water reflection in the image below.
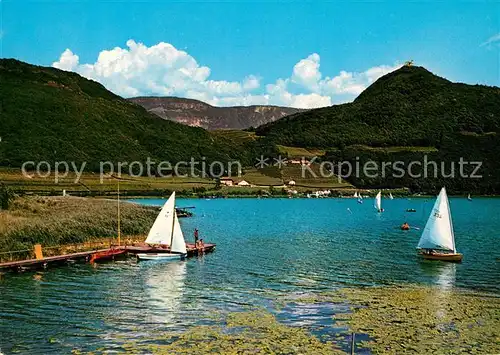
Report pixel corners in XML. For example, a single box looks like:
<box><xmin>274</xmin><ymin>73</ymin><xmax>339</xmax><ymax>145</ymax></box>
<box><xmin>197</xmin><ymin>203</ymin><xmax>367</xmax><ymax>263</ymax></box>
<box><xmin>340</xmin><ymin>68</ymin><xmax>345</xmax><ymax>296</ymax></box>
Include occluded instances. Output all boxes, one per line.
<box><xmin>419</xmin><ymin>261</ymin><xmax>457</xmax><ymax>289</ymax></box>
<box><xmin>435</xmin><ymin>263</ymin><xmax>456</xmax><ymax>290</ymax></box>
<box><xmin>419</xmin><ymin>261</ymin><xmax>457</xmax><ymax>323</ymax></box>
<box><xmin>143</xmin><ymin>261</ymin><xmax>187</xmax><ymax>325</ymax></box>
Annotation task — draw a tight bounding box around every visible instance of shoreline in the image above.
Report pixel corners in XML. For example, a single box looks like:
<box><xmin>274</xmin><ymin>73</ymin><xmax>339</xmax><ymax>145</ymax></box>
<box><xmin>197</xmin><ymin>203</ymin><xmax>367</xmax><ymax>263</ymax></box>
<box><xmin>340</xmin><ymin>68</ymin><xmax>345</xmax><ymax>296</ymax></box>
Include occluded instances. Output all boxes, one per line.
<box><xmin>119</xmin><ymin>193</ymin><xmax>500</xmax><ymax>200</ymax></box>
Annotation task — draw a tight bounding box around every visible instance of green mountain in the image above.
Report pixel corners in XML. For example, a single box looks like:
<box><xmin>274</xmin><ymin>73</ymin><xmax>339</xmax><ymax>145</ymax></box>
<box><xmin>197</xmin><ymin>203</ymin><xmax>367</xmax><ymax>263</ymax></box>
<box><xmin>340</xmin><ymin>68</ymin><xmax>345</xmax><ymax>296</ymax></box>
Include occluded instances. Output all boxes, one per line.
<box><xmin>0</xmin><ymin>59</ymin><xmax>274</xmax><ymax>171</ymax></box>
<box><xmin>2</xmin><ymin>60</ymin><xmax>499</xmax><ymax>193</ymax></box>
<box><xmin>256</xmin><ymin>66</ymin><xmax>500</xmax><ymax>193</ymax></box>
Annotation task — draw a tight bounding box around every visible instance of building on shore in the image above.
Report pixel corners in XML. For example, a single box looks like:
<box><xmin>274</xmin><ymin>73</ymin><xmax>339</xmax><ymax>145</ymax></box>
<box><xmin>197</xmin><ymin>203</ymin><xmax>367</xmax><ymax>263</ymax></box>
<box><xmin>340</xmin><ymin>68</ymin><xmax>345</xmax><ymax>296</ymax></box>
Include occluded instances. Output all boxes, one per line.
<box><xmin>220</xmin><ymin>177</ymin><xmax>234</xmax><ymax>186</ymax></box>
<box><xmin>237</xmin><ymin>180</ymin><xmax>251</xmax><ymax>186</ymax></box>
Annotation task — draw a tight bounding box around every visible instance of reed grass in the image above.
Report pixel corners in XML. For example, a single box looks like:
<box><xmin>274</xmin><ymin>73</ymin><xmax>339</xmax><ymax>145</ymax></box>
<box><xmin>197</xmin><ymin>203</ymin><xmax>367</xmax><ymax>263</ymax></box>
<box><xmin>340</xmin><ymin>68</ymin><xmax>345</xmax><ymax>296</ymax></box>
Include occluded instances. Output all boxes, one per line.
<box><xmin>0</xmin><ymin>196</ymin><xmax>157</xmax><ymax>255</ymax></box>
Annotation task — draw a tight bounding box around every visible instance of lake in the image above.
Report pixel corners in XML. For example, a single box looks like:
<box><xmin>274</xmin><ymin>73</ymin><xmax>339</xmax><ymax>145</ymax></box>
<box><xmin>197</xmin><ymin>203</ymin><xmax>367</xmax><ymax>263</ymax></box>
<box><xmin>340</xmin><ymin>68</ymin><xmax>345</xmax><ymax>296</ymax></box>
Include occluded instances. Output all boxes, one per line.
<box><xmin>1</xmin><ymin>197</ymin><xmax>499</xmax><ymax>353</ymax></box>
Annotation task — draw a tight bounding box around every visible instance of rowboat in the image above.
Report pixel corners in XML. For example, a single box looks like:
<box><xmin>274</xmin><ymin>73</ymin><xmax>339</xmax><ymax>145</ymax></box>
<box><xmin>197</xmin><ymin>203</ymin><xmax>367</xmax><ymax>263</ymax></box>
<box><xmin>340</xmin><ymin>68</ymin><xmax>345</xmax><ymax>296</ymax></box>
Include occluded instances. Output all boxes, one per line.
<box><xmin>89</xmin><ymin>248</ymin><xmax>126</xmax><ymax>263</ymax></box>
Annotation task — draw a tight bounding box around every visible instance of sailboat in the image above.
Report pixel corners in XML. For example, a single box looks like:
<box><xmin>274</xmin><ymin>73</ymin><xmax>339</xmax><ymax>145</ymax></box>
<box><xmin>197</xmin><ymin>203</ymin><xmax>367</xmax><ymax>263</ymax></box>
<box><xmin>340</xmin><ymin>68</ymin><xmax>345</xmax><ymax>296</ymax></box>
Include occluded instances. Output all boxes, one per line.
<box><xmin>137</xmin><ymin>192</ymin><xmax>188</xmax><ymax>261</ymax></box>
<box><xmin>416</xmin><ymin>187</ymin><xmax>463</xmax><ymax>262</ymax></box>
<box><xmin>467</xmin><ymin>194</ymin><xmax>472</xmax><ymax>201</ymax></box>
<box><xmin>353</xmin><ymin>191</ymin><xmax>358</xmax><ymax>198</ymax></box>
<box><xmin>374</xmin><ymin>191</ymin><xmax>383</xmax><ymax>212</ymax></box>
<box><xmin>389</xmin><ymin>193</ymin><xmax>394</xmax><ymax>200</ymax></box>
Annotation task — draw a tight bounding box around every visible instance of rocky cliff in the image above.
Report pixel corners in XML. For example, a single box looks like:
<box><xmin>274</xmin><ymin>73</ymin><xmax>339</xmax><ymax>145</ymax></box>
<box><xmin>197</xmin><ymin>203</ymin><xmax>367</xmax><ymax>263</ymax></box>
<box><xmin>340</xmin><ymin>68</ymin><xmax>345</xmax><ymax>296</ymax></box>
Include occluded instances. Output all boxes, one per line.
<box><xmin>129</xmin><ymin>97</ymin><xmax>306</xmax><ymax>130</ymax></box>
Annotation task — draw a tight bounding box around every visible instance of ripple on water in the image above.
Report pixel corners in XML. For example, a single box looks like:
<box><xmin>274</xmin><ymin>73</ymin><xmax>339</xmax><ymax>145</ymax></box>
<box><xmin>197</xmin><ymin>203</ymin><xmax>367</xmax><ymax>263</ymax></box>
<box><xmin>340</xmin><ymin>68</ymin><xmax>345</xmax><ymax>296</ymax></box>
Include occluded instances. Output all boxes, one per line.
<box><xmin>1</xmin><ymin>198</ymin><xmax>499</xmax><ymax>353</ymax></box>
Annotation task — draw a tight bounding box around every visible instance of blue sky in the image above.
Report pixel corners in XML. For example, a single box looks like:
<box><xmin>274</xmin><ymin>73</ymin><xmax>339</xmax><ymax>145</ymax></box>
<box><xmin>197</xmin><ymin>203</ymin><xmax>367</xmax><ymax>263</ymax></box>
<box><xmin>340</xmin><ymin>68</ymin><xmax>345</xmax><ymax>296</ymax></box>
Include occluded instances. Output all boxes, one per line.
<box><xmin>1</xmin><ymin>1</ymin><xmax>499</xmax><ymax>108</ymax></box>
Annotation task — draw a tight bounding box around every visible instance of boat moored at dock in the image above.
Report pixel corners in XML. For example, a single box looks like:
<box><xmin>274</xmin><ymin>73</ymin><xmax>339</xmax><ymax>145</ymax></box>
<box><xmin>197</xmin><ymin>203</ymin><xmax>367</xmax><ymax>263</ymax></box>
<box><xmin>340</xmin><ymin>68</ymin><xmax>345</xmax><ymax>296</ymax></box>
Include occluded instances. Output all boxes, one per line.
<box><xmin>136</xmin><ymin>192</ymin><xmax>188</xmax><ymax>262</ymax></box>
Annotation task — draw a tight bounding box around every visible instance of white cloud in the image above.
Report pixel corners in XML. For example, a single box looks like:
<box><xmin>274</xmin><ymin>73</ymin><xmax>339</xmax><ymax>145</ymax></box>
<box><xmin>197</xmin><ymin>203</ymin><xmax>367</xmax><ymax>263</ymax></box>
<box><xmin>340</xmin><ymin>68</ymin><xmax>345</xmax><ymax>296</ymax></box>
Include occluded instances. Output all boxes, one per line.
<box><xmin>290</xmin><ymin>93</ymin><xmax>332</xmax><ymax>109</ymax></box>
<box><xmin>321</xmin><ymin>64</ymin><xmax>401</xmax><ymax>98</ymax></box>
<box><xmin>292</xmin><ymin>53</ymin><xmax>322</xmax><ymax>92</ymax></box>
<box><xmin>53</xmin><ymin>49</ymin><xmax>79</xmax><ymax>71</ymax></box>
<box><xmin>481</xmin><ymin>33</ymin><xmax>500</xmax><ymax>47</ymax></box>
<box><xmin>243</xmin><ymin>75</ymin><xmax>260</xmax><ymax>91</ymax></box>
<box><xmin>52</xmin><ymin>39</ymin><xmax>400</xmax><ymax>109</ymax></box>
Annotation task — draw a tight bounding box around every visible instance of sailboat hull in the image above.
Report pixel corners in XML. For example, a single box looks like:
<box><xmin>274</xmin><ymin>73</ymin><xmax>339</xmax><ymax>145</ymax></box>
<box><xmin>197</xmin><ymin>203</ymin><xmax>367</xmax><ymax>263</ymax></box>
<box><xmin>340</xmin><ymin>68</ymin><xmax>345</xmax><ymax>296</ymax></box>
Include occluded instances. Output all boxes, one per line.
<box><xmin>418</xmin><ymin>251</ymin><xmax>463</xmax><ymax>262</ymax></box>
<box><xmin>136</xmin><ymin>253</ymin><xmax>186</xmax><ymax>261</ymax></box>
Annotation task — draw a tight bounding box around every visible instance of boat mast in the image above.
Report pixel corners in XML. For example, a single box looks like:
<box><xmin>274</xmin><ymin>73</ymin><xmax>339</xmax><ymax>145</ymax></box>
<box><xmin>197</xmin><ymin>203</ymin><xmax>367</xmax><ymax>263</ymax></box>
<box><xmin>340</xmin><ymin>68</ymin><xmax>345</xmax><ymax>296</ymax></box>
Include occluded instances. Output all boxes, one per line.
<box><xmin>117</xmin><ymin>178</ymin><xmax>121</xmax><ymax>246</ymax></box>
<box><xmin>169</xmin><ymin>192</ymin><xmax>176</xmax><ymax>250</ymax></box>
<box><xmin>445</xmin><ymin>189</ymin><xmax>456</xmax><ymax>252</ymax></box>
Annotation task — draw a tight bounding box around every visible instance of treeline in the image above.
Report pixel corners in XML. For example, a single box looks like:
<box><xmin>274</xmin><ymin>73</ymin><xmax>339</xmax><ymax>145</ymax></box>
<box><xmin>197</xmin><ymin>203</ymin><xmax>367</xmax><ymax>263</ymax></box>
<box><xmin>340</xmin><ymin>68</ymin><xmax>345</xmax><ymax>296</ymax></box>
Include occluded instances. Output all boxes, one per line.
<box><xmin>324</xmin><ymin>133</ymin><xmax>499</xmax><ymax>194</ymax></box>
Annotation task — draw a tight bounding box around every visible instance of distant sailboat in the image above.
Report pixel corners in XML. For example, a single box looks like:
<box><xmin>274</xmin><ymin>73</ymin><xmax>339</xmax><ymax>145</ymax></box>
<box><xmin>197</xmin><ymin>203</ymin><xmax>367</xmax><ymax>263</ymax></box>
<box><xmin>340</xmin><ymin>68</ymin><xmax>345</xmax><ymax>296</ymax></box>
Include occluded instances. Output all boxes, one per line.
<box><xmin>354</xmin><ymin>191</ymin><xmax>358</xmax><ymax>198</ymax></box>
<box><xmin>416</xmin><ymin>187</ymin><xmax>463</xmax><ymax>262</ymax></box>
<box><xmin>467</xmin><ymin>194</ymin><xmax>472</xmax><ymax>201</ymax></box>
<box><xmin>389</xmin><ymin>193</ymin><xmax>394</xmax><ymax>200</ymax></box>
<box><xmin>374</xmin><ymin>191</ymin><xmax>383</xmax><ymax>212</ymax></box>
<box><xmin>137</xmin><ymin>192</ymin><xmax>187</xmax><ymax>261</ymax></box>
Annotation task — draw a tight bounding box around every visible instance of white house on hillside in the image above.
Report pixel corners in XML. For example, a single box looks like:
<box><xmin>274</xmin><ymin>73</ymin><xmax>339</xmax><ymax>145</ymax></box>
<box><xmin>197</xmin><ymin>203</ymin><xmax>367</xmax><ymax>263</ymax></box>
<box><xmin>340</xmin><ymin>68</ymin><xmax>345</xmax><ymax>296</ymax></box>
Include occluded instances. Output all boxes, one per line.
<box><xmin>220</xmin><ymin>177</ymin><xmax>234</xmax><ymax>186</ymax></box>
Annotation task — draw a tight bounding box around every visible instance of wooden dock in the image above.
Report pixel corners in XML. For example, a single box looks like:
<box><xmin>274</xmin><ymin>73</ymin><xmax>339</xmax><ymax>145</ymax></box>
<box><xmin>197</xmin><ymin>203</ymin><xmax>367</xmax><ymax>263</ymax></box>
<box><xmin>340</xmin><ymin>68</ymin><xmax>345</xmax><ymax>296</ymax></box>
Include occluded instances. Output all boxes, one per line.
<box><xmin>125</xmin><ymin>243</ymin><xmax>216</xmax><ymax>257</ymax></box>
<box><xmin>0</xmin><ymin>243</ymin><xmax>216</xmax><ymax>272</ymax></box>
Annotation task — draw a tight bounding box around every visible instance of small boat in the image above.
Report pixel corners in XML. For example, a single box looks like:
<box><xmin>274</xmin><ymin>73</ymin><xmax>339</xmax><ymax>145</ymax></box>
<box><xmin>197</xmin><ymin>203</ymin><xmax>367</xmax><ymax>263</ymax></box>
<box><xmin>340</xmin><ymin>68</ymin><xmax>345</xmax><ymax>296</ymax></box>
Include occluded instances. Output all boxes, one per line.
<box><xmin>389</xmin><ymin>193</ymin><xmax>394</xmax><ymax>200</ymax></box>
<box><xmin>467</xmin><ymin>194</ymin><xmax>472</xmax><ymax>201</ymax></box>
<box><xmin>137</xmin><ymin>192</ymin><xmax>187</xmax><ymax>261</ymax></box>
<box><xmin>353</xmin><ymin>191</ymin><xmax>359</xmax><ymax>198</ymax></box>
<box><xmin>374</xmin><ymin>191</ymin><xmax>383</xmax><ymax>212</ymax></box>
<box><xmin>89</xmin><ymin>248</ymin><xmax>126</xmax><ymax>263</ymax></box>
<box><xmin>175</xmin><ymin>207</ymin><xmax>195</xmax><ymax>218</ymax></box>
<box><xmin>357</xmin><ymin>197</ymin><xmax>363</xmax><ymax>204</ymax></box>
<box><xmin>136</xmin><ymin>252</ymin><xmax>185</xmax><ymax>261</ymax></box>
<box><xmin>406</xmin><ymin>208</ymin><xmax>417</xmax><ymax>212</ymax></box>
<box><xmin>416</xmin><ymin>187</ymin><xmax>463</xmax><ymax>263</ymax></box>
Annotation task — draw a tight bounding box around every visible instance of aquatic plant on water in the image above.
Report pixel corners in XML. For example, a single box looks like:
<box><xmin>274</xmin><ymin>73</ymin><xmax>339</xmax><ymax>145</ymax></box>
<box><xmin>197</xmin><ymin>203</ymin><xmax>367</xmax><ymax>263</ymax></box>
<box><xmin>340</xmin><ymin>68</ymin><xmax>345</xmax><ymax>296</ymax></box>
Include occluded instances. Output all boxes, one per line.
<box><xmin>107</xmin><ymin>286</ymin><xmax>499</xmax><ymax>354</ymax></box>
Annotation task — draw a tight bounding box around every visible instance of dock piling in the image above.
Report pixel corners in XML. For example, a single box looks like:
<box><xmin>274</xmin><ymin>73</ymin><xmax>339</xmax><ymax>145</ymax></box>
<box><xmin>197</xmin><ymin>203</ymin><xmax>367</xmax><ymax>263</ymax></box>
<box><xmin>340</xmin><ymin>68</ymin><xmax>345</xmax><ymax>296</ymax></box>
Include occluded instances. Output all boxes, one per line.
<box><xmin>34</xmin><ymin>244</ymin><xmax>44</xmax><ymax>260</ymax></box>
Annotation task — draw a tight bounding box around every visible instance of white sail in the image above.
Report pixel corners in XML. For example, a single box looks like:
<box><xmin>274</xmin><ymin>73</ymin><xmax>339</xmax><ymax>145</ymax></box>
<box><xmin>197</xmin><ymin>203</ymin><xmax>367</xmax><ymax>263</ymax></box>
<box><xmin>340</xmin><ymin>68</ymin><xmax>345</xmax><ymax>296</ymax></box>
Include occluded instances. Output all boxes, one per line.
<box><xmin>389</xmin><ymin>193</ymin><xmax>394</xmax><ymax>200</ymax></box>
<box><xmin>354</xmin><ymin>191</ymin><xmax>358</xmax><ymax>198</ymax></box>
<box><xmin>417</xmin><ymin>187</ymin><xmax>456</xmax><ymax>252</ymax></box>
<box><xmin>374</xmin><ymin>191</ymin><xmax>382</xmax><ymax>210</ymax></box>
<box><xmin>170</xmin><ymin>213</ymin><xmax>187</xmax><ymax>254</ymax></box>
<box><xmin>359</xmin><ymin>193</ymin><xmax>363</xmax><ymax>200</ymax></box>
<box><xmin>144</xmin><ymin>192</ymin><xmax>176</xmax><ymax>245</ymax></box>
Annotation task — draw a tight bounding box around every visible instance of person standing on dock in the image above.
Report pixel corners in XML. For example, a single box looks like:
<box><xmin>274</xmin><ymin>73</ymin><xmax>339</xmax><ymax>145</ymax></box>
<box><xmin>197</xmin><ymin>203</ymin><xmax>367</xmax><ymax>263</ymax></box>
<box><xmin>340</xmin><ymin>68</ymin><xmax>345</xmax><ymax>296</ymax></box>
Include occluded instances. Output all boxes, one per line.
<box><xmin>194</xmin><ymin>228</ymin><xmax>199</xmax><ymax>246</ymax></box>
